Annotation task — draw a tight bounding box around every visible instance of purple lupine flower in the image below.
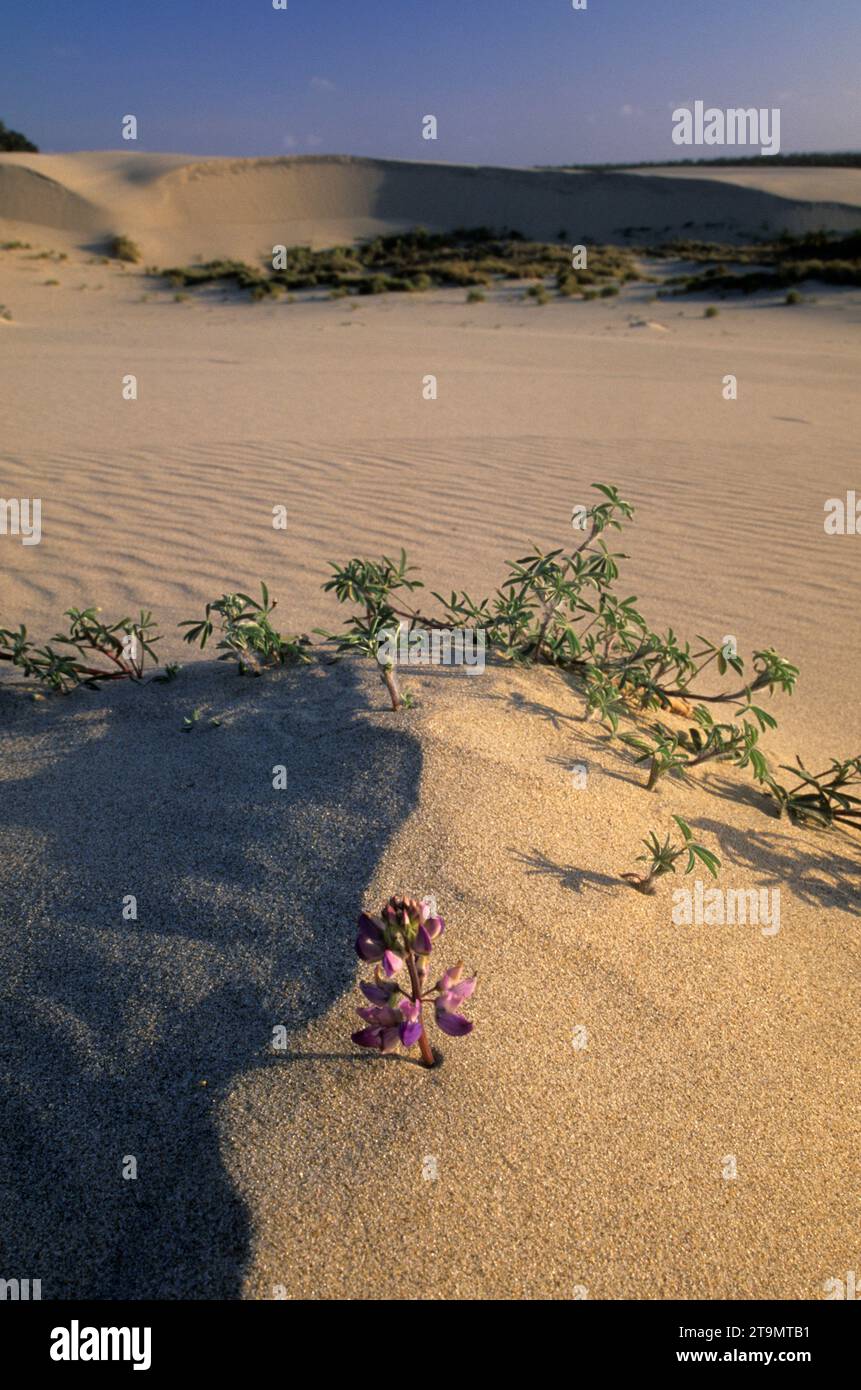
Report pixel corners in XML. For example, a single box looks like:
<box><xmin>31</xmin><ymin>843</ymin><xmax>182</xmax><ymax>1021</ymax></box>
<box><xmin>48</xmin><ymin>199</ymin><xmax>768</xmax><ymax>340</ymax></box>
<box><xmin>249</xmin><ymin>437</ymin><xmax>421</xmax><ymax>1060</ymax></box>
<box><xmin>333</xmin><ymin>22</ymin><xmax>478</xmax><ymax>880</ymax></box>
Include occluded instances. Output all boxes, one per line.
<box><xmin>382</xmin><ymin>948</ymin><xmax>404</xmax><ymax>977</ymax></box>
<box><xmin>382</xmin><ymin>898</ymin><xmax>405</xmax><ymax>930</ymax></box>
<box><xmin>434</xmin><ymin>962</ymin><xmax>476</xmax><ymax>1037</ymax></box>
<box><xmin>354</xmin><ymin>1004</ymin><xmax>400</xmax><ymax>1027</ymax></box>
<box><xmin>435</xmin><ymin>962</ymin><xmax>476</xmax><ymax>998</ymax></box>
<box><xmin>356</xmin><ymin>910</ymin><xmax>404</xmax><ymax>975</ymax></box>
<box><xmin>355</xmin><ymin>913</ymin><xmax>385</xmax><ymax>962</ymax></box>
<box><xmin>397</xmin><ymin>998</ymin><xmax>423</xmax><ymax>1048</ymax></box>
<box><xmin>435</xmin><ymin>1003</ymin><xmax>474</xmax><ymax>1037</ymax></box>
<box><xmin>352</xmin><ymin>998</ymin><xmax>423</xmax><ymax>1052</ymax></box>
<box><xmin>359</xmin><ymin>971</ymin><xmax>399</xmax><ymax>1005</ymax></box>
<box><xmin>351</xmin><ymin>1003</ymin><xmax>401</xmax><ymax>1053</ymax></box>
<box><xmin>351</xmin><ymin>897</ymin><xmax>475</xmax><ymax>1067</ymax></box>
<box><xmin>414</xmin><ymin>908</ymin><xmax>446</xmax><ymax>955</ymax></box>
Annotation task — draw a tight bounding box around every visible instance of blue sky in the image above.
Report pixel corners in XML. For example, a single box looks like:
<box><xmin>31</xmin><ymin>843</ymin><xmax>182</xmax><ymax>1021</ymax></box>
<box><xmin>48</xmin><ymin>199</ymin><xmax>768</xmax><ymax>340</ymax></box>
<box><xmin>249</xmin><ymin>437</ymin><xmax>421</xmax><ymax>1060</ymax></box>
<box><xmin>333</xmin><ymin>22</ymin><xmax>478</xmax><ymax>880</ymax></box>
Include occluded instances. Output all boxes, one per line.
<box><xmin>5</xmin><ymin>0</ymin><xmax>860</xmax><ymax>163</ymax></box>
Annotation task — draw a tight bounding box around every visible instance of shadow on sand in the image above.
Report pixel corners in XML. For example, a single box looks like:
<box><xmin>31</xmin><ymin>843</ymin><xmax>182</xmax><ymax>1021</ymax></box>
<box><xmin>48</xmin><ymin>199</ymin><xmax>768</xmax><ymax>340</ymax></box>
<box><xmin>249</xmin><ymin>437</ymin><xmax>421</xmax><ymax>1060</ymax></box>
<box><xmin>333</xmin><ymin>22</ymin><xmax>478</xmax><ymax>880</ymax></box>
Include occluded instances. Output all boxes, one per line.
<box><xmin>0</xmin><ymin>659</ymin><xmax>420</xmax><ymax>1297</ymax></box>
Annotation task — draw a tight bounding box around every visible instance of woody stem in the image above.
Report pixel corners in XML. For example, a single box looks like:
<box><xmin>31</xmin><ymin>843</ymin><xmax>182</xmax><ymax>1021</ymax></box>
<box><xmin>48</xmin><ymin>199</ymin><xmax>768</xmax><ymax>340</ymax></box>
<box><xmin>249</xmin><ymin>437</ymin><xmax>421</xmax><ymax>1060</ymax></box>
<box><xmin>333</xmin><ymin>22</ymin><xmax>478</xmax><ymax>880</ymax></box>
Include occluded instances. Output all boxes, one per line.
<box><xmin>406</xmin><ymin>949</ymin><xmax>436</xmax><ymax>1068</ymax></box>
<box><xmin>381</xmin><ymin>665</ymin><xmax>401</xmax><ymax>710</ymax></box>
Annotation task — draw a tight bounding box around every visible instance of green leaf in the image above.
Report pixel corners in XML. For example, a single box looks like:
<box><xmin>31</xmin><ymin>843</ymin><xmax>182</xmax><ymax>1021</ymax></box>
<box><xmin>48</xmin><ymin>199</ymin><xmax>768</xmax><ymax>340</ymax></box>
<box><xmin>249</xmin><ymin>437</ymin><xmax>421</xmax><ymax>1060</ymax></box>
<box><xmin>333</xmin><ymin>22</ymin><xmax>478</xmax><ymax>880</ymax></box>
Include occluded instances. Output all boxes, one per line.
<box><xmin>691</xmin><ymin>844</ymin><xmax>721</xmax><ymax>877</ymax></box>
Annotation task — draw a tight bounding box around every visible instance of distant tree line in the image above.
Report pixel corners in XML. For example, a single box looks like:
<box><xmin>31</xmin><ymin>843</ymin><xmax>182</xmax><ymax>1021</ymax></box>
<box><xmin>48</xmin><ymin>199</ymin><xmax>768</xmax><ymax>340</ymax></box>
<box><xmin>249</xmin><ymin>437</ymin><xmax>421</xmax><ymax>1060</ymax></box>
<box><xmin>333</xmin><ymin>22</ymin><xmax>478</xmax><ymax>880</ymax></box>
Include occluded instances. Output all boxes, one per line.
<box><xmin>0</xmin><ymin>120</ymin><xmax>39</xmax><ymax>152</ymax></box>
<box><xmin>541</xmin><ymin>152</ymin><xmax>861</xmax><ymax>170</ymax></box>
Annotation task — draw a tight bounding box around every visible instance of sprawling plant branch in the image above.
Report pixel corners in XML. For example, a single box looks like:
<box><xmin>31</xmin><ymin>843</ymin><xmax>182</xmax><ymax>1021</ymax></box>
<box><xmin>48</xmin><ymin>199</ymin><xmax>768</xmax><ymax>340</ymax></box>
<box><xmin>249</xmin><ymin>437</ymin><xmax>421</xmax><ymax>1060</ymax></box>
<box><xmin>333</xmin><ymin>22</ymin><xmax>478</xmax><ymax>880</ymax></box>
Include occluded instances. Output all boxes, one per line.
<box><xmin>320</xmin><ymin>486</ymin><xmax>798</xmax><ymax>726</ymax></box>
<box><xmin>764</xmin><ymin>756</ymin><xmax>861</xmax><ymax>831</ymax></box>
<box><xmin>0</xmin><ymin>609</ymin><xmax>160</xmax><ymax>692</ymax></box>
<box><xmin>6</xmin><ymin>490</ymin><xmax>853</xmax><ymax>857</ymax></box>
<box><xmin>621</xmin><ymin>702</ymin><xmax>775</xmax><ymax>790</ymax></box>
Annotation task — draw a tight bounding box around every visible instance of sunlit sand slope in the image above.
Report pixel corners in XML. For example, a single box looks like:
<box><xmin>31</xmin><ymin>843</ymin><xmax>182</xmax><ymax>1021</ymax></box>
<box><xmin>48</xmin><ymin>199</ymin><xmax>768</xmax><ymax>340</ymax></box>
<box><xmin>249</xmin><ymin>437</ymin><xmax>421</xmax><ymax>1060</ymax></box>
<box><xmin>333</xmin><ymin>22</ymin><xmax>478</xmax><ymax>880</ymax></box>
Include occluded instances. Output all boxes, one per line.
<box><xmin>2</xmin><ymin>153</ymin><xmax>860</xmax><ymax>260</ymax></box>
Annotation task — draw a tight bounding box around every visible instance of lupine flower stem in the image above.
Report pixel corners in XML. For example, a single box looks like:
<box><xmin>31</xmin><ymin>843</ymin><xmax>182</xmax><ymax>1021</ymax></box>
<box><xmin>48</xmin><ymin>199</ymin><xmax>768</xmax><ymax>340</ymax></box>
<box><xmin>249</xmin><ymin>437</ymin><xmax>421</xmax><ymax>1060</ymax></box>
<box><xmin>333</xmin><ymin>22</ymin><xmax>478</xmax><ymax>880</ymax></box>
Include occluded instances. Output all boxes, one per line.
<box><xmin>406</xmin><ymin>949</ymin><xmax>436</xmax><ymax>1067</ymax></box>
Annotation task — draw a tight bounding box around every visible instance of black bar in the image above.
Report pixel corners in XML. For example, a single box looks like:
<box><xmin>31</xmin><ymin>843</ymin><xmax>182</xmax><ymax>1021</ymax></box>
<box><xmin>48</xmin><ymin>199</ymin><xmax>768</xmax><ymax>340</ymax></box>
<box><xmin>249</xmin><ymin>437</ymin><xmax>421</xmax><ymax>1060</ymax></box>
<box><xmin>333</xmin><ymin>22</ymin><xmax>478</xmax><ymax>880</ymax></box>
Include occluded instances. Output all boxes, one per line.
<box><xmin>4</xmin><ymin>1298</ymin><xmax>855</xmax><ymax>1376</ymax></box>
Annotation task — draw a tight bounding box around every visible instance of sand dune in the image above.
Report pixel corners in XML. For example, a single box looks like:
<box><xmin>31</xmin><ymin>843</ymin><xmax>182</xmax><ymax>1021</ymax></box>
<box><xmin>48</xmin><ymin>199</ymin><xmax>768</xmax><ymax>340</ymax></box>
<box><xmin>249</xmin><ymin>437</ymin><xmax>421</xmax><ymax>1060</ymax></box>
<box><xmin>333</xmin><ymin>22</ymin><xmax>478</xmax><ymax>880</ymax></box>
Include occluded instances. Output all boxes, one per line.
<box><xmin>628</xmin><ymin>164</ymin><xmax>861</xmax><ymax>208</ymax></box>
<box><xmin>0</xmin><ymin>160</ymin><xmax>105</xmax><ymax>236</ymax></box>
<box><xmin>231</xmin><ymin>660</ymin><xmax>860</xmax><ymax>1301</ymax></box>
<box><xmin>1</xmin><ymin>656</ymin><xmax>857</xmax><ymax>1299</ymax></box>
<box><xmin>1</xmin><ymin>151</ymin><xmax>859</xmax><ymax>1299</ymax></box>
<box><xmin>2</xmin><ymin>153</ymin><xmax>860</xmax><ymax>262</ymax></box>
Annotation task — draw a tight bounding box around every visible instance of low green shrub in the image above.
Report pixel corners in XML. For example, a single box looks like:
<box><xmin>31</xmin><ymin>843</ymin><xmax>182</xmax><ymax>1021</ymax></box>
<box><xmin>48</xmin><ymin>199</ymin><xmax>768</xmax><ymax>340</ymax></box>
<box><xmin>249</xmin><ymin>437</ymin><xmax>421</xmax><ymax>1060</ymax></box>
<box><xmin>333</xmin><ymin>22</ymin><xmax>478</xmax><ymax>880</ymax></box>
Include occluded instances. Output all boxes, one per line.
<box><xmin>622</xmin><ymin>817</ymin><xmax>721</xmax><ymax>894</ymax></box>
<box><xmin>155</xmin><ymin>229</ymin><xmax>643</xmax><ymax>301</ymax></box>
<box><xmin>179</xmin><ymin>583</ymin><xmax>311</xmax><ymax>675</ymax></box>
<box><xmin>110</xmin><ymin>235</ymin><xmax>142</xmax><ymax>264</ymax></box>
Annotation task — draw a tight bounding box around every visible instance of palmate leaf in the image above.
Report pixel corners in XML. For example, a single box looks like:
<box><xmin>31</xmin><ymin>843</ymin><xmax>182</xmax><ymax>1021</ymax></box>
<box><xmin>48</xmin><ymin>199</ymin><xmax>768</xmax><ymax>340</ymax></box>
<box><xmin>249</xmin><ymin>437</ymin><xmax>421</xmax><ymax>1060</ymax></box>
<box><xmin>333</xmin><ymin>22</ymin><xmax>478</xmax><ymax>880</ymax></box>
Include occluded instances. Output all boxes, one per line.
<box><xmin>786</xmin><ymin>802</ymin><xmax>832</xmax><ymax>827</ymax></box>
<box><xmin>746</xmin><ymin>747</ymin><xmax>771</xmax><ymax>782</ymax></box>
<box><xmin>686</xmin><ymin>843</ymin><xmax>721</xmax><ymax>878</ymax></box>
<box><xmin>619</xmin><ymin>734</ymin><xmax>655</xmax><ymax>761</ymax></box>
<box><xmin>695</xmin><ymin>633</ymin><xmax>745</xmax><ymax>679</ymax></box>
<box><xmin>556</xmin><ymin>627</ymin><xmax>582</xmax><ymax>659</ymax></box>
<box><xmin>778</xmin><ymin>761</ymin><xmax>824</xmax><ymax>789</ymax></box>
<box><xmin>828</xmin><ymin>789</ymin><xmax>861</xmax><ymax>810</ymax></box>
<box><xmin>743</xmin><ymin>703</ymin><xmax>778</xmax><ymax>732</ymax></box>
<box><xmin>591</xmin><ymin>483</ymin><xmax>620</xmax><ymax>503</ymax></box>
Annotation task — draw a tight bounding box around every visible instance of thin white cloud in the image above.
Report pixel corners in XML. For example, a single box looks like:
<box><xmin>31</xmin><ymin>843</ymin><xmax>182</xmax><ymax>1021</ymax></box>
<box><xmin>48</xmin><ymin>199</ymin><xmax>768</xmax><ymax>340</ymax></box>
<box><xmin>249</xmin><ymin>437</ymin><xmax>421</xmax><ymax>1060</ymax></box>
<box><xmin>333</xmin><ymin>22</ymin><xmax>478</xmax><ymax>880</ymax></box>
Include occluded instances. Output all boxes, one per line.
<box><xmin>310</xmin><ymin>76</ymin><xmax>336</xmax><ymax>92</ymax></box>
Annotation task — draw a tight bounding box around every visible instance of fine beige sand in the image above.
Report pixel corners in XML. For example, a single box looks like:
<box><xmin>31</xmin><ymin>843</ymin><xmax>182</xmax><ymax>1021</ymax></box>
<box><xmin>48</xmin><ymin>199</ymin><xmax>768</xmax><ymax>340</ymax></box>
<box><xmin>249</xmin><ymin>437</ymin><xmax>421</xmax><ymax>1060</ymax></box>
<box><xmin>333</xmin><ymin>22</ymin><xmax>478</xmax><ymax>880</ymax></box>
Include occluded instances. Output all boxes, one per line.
<box><xmin>2</xmin><ymin>151</ymin><xmax>861</xmax><ymax>262</ymax></box>
<box><xmin>0</xmin><ymin>153</ymin><xmax>859</xmax><ymax>1299</ymax></box>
